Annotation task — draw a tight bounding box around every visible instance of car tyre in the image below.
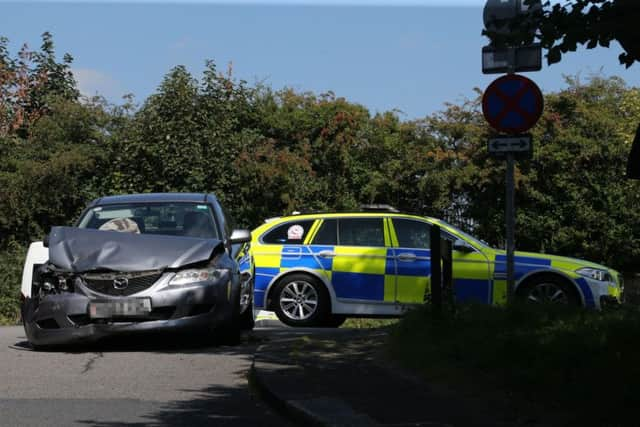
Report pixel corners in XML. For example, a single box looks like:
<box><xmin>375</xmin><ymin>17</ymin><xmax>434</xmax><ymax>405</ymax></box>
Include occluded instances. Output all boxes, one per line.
<box><xmin>239</xmin><ymin>303</ymin><xmax>255</xmax><ymax>331</ymax></box>
<box><xmin>211</xmin><ymin>286</ymin><xmax>242</xmax><ymax>345</ymax></box>
<box><xmin>518</xmin><ymin>274</ymin><xmax>581</xmax><ymax>307</ymax></box>
<box><xmin>273</xmin><ymin>273</ymin><xmax>330</xmax><ymax>327</ymax></box>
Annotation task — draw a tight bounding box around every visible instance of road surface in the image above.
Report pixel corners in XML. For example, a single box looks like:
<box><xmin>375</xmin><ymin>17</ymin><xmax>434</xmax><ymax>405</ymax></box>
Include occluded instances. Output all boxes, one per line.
<box><xmin>0</xmin><ymin>325</ymin><xmax>288</xmax><ymax>427</ymax></box>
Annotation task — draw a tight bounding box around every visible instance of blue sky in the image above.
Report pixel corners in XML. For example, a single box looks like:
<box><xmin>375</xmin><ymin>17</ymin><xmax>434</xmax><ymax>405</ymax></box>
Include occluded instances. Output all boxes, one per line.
<box><xmin>1</xmin><ymin>1</ymin><xmax>637</xmax><ymax>118</ymax></box>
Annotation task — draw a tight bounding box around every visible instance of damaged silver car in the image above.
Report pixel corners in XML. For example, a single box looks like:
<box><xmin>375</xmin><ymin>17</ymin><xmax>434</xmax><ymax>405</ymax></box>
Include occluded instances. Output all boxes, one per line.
<box><xmin>20</xmin><ymin>193</ymin><xmax>253</xmax><ymax>348</ymax></box>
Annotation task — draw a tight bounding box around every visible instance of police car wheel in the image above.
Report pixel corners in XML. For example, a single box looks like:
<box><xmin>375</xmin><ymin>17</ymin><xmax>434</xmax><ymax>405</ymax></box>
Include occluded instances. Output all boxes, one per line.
<box><xmin>519</xmin><ymin>274</ymin><xmax>580</xmax><ymax>306</ymax></box>
<box><xmin>273</xmin><ymin>274</ymin><xmax>330</xmax><ymax>327</ymax></box>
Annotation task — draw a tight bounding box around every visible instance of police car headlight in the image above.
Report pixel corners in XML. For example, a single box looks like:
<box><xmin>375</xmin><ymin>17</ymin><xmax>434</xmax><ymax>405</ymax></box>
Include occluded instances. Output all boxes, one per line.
<box><xmin>576</xmin><ymin>267</ymin><xmax>612</xmax><ymax>282</ymax></box>
<box><xmin>169</xmin><ymin>268</ymin><xmax>229</xmax><ymax>285</ymax></box>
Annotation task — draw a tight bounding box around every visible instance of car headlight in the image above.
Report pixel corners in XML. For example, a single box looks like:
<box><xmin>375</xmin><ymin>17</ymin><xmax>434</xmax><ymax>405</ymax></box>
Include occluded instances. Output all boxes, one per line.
<box><xmin>576</xmin><ymin>267</ymin><xmax>612</xmax><ymax>282</ymax></box>
<box><xmin>169</xmin><ymin>268</ymin><xmax>229</xmax><ymax>286</ymax></box>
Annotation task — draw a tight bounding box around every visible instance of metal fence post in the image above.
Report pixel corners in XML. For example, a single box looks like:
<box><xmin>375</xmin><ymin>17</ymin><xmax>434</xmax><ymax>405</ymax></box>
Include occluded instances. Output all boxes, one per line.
<box><xmin>430</xmin><ymin>224</ymin><xmax>442</xmax><ymax>316</ymax></box>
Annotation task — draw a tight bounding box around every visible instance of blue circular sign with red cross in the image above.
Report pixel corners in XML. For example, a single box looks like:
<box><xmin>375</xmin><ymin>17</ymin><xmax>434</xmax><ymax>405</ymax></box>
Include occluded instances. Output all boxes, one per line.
<box><xmin>482</xmin><ymin>74</ymin><xmax>544</xmax><ymax>135</ymax></box>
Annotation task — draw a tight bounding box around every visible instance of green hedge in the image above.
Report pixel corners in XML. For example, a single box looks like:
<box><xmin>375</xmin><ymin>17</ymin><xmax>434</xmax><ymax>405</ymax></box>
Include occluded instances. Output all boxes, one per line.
<box><xmin>0</xmin><ymin>244</ymin><xmax>26</xmax><ymax>325</ymax></box>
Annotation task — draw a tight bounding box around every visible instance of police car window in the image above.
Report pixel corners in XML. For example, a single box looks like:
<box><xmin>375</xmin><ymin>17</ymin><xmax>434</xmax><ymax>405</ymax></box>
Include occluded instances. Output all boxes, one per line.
<box><xmin>393</xmin><ymin>218</ymin><xmax>430</xmax><ymax>248</ymax></box>
<box><xmin>312</xmin><ymin>219</ymin><xmax>337</xmax><ymax>245</ymax></box>
<box><xmin>262</xmin><ymin>220</ymin><xmax>315</xmax><ymax>244</ymax></box>
<box><xmin>338</xmin><ymin>218</ymin><xmax>385</xmax><ymax>247</ymax></box>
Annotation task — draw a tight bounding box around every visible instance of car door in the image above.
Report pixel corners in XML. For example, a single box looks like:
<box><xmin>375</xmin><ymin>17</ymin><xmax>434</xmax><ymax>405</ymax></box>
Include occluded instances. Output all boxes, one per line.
<box><xmin>309</xmin><ymin>217</ymin><xmax>395</xmax><ymax>304</ymax></box>
<box><xmin>388</xmin><ymin>218</ymin><xmax>431</xmax><ymax>304</ymax></box>
<box><xmin>389</xmin><ymin>218</ymin><xmax>493</xmax><ymax>305</ymax></box>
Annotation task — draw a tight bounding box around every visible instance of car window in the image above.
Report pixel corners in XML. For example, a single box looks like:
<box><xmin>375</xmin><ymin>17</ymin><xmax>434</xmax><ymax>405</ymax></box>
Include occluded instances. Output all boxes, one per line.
<box><xmin>261</xmin><ymin>220</ymin><xmax>315</xmax><ymax>244</ymax></box>
<box><xmin>338</xmin><ymin>218</ymin><xmax>385</xmax><ymax>247</ymax></box>
<box><xmin>312</xmin><ymin>219</ymin><xmax>337</xmax><ymax>245</ymax></box>
<box><xmin>77</xmin><ymin>202</ymin><xmax>219</xmax><ymax>239</ymax></box>
<box><xmin>392</xmin><ymin>218</ymin><xmax>430</xmax><ymax>248</ymax></box>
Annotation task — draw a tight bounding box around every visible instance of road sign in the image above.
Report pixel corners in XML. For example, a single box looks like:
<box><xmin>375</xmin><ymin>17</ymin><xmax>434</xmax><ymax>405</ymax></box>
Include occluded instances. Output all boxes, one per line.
<box><xmin>488</xmin><ymin>135</ymin><xmax>532</xmax><ymax>154</ymax></box>
<box><xmin>482</xmin><ymin>74</ymin><xmax>543</xmax><ymax>134</ymax></box>
<box><xmin>482</xmin><ymin>44</ymin><xmax>541</xmax><ymax>74</ymax></box>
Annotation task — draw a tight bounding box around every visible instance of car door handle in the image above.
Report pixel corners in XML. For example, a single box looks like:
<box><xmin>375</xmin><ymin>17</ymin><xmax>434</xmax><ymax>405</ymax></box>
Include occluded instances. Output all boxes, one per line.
<box><xmin>397</xmin><ymin>253</ymin><xmax>417</xmax><ymax>262</ymax></box>
<box><xmin>317</xmin><ymin>250</ymin><xmax>336</xmax><ymax>258</ymax></box>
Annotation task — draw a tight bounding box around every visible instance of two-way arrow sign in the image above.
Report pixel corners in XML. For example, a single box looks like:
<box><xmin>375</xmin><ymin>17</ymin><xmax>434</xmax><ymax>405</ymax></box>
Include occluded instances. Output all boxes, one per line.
<box><xmin>488</xmin><ymin>135</ymin><xmax>532</xmax><ymax>157</ymax></box>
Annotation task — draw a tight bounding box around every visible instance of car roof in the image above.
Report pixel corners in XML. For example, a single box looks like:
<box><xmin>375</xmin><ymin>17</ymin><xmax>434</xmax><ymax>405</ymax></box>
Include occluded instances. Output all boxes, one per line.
<box><xmin>89</xmin><ymin>193</ymin><xmax>216</xmax><ymax>206</ymax></box>
<box><xmin>252</xmin><ymin>212</ymin><xmax>442</xmax><ymax>237</ymax></box>
<box><xmin>263</xmin><ymin>212</ymin><xmax>433</xmax><ymax>222</ymax></box>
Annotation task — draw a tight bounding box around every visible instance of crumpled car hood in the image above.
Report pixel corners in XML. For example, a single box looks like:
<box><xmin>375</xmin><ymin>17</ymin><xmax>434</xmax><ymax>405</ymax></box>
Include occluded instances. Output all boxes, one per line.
<box><xmin>47</xmin><ymin>226</ymin><xmax>222</xmax><ymax>273</ymax></box>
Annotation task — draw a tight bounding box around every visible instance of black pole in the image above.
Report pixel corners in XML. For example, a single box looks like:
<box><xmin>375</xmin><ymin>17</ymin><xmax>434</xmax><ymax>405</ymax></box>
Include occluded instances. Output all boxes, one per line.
<box><xmin>442</xmin><ymin>238</ymin><xmax>454</xmax><ymax>309</ymax></box>
<box><xmin>506</xmin><ymin>153</ymin><xmax>516</xmax><ymax>303</ymax></box>
<box><xmin>430</xmin><ymin>224</ymin><xmax>442</xmax><ymax>315</ymax></box>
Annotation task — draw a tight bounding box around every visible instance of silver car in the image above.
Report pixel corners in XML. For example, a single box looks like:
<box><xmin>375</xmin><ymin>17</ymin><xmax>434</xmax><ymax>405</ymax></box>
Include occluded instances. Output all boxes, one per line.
<box><xmin>20</xmin><ymin>193</ymin><xmax>253</xmax><ymax>348</ymax></box>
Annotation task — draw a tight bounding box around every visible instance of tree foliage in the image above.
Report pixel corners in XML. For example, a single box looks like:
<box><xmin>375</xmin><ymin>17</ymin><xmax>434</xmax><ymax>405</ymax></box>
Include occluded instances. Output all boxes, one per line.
<box><xmin>484</xmin><ymin>0</ymin><xmax>640</xmax><ymax>67</ymax></box>
<box><xmin>1</xmin><ymin>33</ymin><xmax>639</xmax><ymax>320</ymax></box>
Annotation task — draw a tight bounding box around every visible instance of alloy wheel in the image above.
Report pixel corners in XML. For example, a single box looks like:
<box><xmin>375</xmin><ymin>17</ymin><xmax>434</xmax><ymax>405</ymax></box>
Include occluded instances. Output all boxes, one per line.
<box><xmin>279</xmin><ymin>280</ymin><xmax>319</xmax><ymax>320</ymax></box>
<box><xmin>526</xmin><ymin>282</ymin><xmax>569</xmax><ymax>305</ymax></box>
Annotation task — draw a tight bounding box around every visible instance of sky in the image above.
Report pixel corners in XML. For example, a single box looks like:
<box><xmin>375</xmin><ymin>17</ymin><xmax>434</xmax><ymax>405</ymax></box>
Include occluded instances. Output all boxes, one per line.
<box><xmin>1</xmin><ymin>0</ymin><xmax>637</xmax><ymax>119</ymax></box>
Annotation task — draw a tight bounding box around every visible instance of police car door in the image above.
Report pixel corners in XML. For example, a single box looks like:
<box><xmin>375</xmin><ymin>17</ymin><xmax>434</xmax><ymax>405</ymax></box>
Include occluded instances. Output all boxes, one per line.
<box><xmin>311</xmin><ymin>217</ymin><xmax>395</xmax><ymax>305</ymax></box>
<box><xmin>389</xmin><ymin>218</ymin><xmax>431</xmax><ymax>304</ymax></box>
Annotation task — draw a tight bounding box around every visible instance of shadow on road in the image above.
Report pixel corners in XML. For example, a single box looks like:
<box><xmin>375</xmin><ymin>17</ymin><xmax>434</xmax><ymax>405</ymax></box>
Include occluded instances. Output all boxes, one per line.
<box><xmin>73</xmin><ymin>370</ymin><xmax>288</xmax><ymax>426</ymax></box>
<box><xmin>10</xmin><ymin>326</ymin><xmax>355</xmax><ymax>355</ymax></box>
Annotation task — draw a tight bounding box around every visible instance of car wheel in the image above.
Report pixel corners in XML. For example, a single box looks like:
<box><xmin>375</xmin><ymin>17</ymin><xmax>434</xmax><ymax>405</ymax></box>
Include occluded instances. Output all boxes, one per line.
<box><xmin>273</xmin><ymin>274</ymin><xmax>330</xmax><ymax>327</ymax></box>
<box><xmin>211</xmin><ymin>285</ymin><xmax>242</xmax><ymax>345</ymax></box>
<box><xmin>519</xmin><ymin>274</ymin><xmax>581</xmax><ymax>306</ymax></box>
<box><xmin>239</xmin><ymin>302</ymin><xmax>255</xmax><ymax>331</ymax></box>
<box><xmin>323</xmin><ymin>314</ymin><xmax>347</xmax><ymax>328</ymax></box>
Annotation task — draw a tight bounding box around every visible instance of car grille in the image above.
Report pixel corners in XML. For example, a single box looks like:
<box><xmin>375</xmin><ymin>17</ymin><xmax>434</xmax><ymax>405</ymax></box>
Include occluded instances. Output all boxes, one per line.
<box><xmin>82</xmin><ymin>271</ymin><xmax>163</xmax><ymax>296</ymax></box>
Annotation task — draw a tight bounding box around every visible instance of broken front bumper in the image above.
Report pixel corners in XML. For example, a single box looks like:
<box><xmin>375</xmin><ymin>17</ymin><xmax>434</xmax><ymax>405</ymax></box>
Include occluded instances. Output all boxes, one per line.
<box><xmin>22</xmin><ymin>276</ymin><xmax>234</xmax><ymax>347</ymax></box>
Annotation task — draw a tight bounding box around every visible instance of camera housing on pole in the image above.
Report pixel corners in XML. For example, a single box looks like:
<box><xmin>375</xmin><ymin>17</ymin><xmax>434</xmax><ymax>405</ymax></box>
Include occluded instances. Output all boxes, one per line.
<box><xmin>482</xmin><ymin>0</ymin><xmax>542</xmax><ymax>74</ymax></box>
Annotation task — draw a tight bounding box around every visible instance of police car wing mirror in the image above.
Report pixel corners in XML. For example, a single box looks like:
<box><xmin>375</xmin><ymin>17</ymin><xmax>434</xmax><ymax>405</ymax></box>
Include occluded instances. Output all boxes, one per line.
<box><xmin>453</xmin><ymin>239</ymin><xmax>474</xmax><ymax>253</ymax></box>
<box><xmin>229</xmin><ymin>229</ymin><xmax>251</xmax><ymax>245</ymax></box>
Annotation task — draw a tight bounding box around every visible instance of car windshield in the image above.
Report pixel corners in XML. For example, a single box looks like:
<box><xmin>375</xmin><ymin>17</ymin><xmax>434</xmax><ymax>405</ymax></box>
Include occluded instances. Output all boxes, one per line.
<box><xmin>77</xmin><ymin>202</ymin><xmax>219</xmax><ymax>239</ymax></box>
<box><xmin>435</xmin><ymin>219</ymin><xmax>489</xmax><ymax>249</ymax></box>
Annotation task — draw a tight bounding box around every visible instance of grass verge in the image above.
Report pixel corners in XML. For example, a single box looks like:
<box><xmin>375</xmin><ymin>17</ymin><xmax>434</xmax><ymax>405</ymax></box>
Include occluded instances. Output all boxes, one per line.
<box><xmin>343</xmin><ymin>318</ymin><xmax>399</xmax><ymax>329</ymax></box>
<box><xmin>389</xmin><ymin>303</ymin><xmax>640</xmax><ymax>426</ymax></box>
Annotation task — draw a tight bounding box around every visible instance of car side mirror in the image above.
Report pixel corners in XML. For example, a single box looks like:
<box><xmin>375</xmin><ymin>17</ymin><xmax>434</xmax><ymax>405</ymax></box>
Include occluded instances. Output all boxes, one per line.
<box><xmin>229</xmin><ymin>229</ymin><xmax>251</xmax><ymax>245</ymax></box>
<box><xmin>453</xmin><ymin>239</ymin><xmax>474</xmax><ymax>253</ymax></box>
<box><xmin>43</xmin><ymin>234</ymin><xmax>50</xmax><ymax>248</ymax></box>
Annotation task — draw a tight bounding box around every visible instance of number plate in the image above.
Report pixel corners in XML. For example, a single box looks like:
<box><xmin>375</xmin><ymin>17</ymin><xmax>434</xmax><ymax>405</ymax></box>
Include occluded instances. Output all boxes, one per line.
<box><xmin>89</xmin><ymin>298</ymin><xmax>152</xmax><ymax>319</ymax></box>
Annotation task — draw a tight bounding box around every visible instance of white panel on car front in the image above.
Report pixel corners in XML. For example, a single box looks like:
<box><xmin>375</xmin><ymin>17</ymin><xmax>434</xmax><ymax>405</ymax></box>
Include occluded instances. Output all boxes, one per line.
<box><xmin>21</xmin><ymin>242</ymin><xmax>49</xmax><ymax>298</ymax></box>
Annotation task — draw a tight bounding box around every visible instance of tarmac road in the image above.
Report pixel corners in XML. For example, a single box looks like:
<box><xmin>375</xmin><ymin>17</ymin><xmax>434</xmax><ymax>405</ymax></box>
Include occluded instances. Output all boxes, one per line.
<box><xmin>0</xmin><ymin>324</ymin><xmax>289</xmax><ymax>427</ymax></box>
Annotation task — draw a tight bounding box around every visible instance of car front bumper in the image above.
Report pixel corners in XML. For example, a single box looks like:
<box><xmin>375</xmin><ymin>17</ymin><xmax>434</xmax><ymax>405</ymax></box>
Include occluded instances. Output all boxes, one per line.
<box><xmin>581</xmin><ymin>276</ymin><xmax>622</xmax><ymax>309</ymax></box>
<box><xmin>22</xmin><ymin>277</ymin><xmax>234</xmax><ymax>347</ymax></box>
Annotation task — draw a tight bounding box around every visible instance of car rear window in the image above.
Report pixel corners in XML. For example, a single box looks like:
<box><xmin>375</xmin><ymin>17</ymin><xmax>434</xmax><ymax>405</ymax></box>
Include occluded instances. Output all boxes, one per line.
<box><xmin>338</xmin><ymin>218</ymin><xmax>385</xmax><ymax>247</ymax></box>
<box><xmin>261</xmin><ymin>220</ymin><xmax>315</xmax><ymax>244</ymax></box>
<box><xmin>312</xmin><ymin>219</ymin><xmax>337</xmax><ymax>245</ymax></box>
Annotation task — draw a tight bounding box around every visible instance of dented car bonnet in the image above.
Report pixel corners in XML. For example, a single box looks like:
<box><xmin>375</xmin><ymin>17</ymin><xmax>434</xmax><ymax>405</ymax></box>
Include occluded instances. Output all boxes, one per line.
<box><xmin>48</xmin><ymin>226</ymin><xmax>223</xmax><ymax>273</ymax></box>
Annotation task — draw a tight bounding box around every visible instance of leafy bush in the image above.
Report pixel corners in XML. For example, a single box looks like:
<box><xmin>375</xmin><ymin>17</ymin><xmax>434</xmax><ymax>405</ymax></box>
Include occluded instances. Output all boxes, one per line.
<box><xmin>0</xmin><ymin>243</ymin><xmax>26</xmax><ymax>325</ymax></box>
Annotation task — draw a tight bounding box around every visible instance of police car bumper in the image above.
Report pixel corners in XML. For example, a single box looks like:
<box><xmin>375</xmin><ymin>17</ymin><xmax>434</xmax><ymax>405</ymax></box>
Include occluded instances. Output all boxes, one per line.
<box><xmin>21</xmin><ymin>278</ymin><xmax>233</xmax><ymax>347</ymax></box>
<box><xmin>583</xmin><ymin>277</ymin><xmax>622</xmax><ymax>309</ymax></box>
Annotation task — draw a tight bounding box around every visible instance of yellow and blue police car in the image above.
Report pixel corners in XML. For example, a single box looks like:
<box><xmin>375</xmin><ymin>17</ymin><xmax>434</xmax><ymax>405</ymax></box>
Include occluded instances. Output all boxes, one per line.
<box><xmin>247</xmin><ymin>210</ymin><xmax>623</xmax><ymax>327</ymax></box>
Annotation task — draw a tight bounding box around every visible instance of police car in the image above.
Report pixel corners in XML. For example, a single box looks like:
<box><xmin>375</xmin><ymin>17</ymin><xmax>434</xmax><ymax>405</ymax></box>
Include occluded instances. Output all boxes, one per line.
<box><xmin>248</xmin><ymin>210</ymin><xmax>623</xmax><ymax>327</ymax></box>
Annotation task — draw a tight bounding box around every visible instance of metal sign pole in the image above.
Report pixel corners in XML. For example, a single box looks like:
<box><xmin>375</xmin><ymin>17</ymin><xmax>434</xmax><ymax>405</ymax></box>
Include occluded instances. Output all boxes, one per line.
<box><xmin>506</xmin><ymin>50</ymin><xmax>516</xmax><ymax>303</ymax></box>
<box><xmin>505</xmin><ymin>153</ymin><xmax>515</xmax><ymax>302</ymax></box>
<box><xmin>483</xmin><ymin>0</ymin><xmax>543</xmax><ymax>304</ymax></box>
